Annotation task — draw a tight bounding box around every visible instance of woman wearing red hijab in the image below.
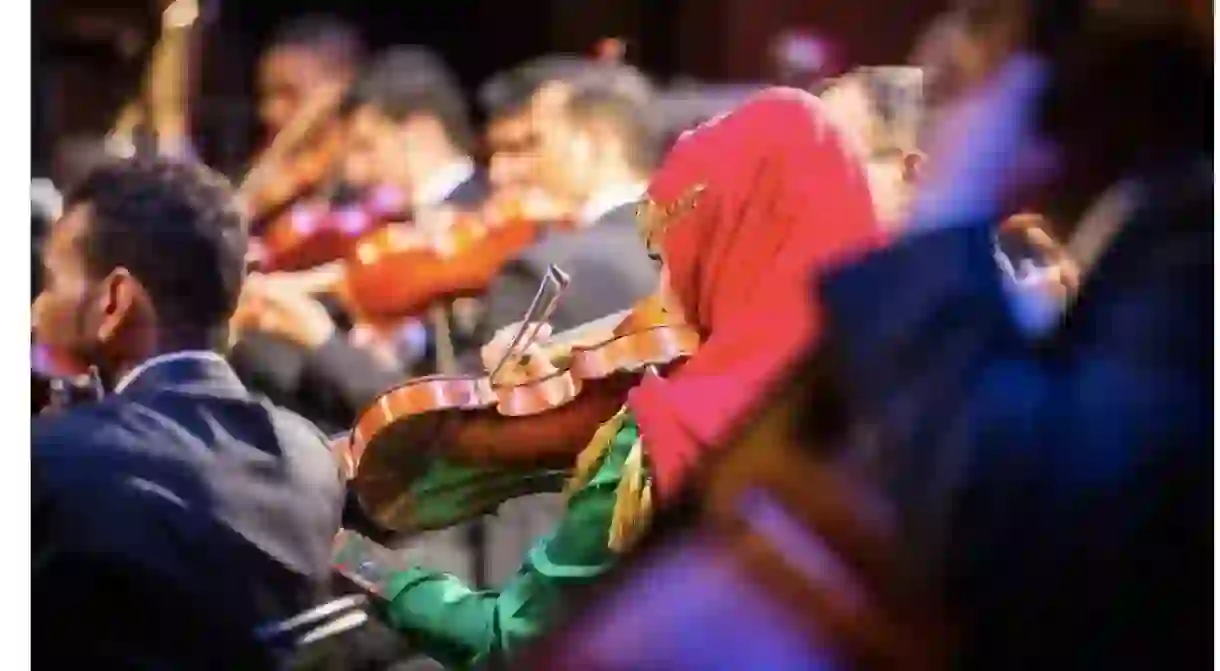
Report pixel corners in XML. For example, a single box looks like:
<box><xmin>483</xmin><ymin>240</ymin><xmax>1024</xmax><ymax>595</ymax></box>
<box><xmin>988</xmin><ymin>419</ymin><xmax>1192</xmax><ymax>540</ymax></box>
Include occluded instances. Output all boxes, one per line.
<box><xmin>374</xmin><ymin>88</ymin><xmax>884</xmax><ymax>669</ymax></box>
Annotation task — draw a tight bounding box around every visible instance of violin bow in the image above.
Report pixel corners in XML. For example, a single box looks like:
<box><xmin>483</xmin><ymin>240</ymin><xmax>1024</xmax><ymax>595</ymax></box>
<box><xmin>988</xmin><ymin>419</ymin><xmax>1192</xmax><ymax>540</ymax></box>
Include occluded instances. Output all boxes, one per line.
<box><xmin>487</xmin><ymin>264</ymin><xmax>571</xmax><ymax>384</ymax></box>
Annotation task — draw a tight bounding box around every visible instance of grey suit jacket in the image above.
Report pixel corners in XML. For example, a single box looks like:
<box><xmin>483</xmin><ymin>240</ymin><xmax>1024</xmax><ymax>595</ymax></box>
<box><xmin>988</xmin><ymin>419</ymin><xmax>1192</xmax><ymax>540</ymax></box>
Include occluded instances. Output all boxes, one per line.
<box><xmin>480</xmin><ymin>203</ymin><xmax>659</xmax><ymax>336</ymax></box>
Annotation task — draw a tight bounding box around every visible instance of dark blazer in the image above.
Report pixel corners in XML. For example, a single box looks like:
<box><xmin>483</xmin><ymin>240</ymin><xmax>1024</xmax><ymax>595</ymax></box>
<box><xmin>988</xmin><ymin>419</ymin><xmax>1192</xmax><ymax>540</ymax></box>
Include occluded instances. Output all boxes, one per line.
<box><xmin>817</xmin><ymin>176</ymin><xmax>1211</xmax><ymax>668</ymax></box>
<box><xmin>480</xmin><ymin>203</ymin><xmax>659</xmax><ymax>337</ymax></box>
<box><xmin>32</xmin><ymin>354</ymin><xmax>345</xmax><ymax>669</ymax></box>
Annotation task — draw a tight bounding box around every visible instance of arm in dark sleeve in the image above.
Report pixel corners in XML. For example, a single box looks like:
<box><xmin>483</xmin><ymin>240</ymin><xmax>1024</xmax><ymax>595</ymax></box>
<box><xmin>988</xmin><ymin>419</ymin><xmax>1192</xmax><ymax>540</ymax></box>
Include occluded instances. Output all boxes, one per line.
<box><xmin>301</xmin><ymin>333</ymin><xmax>405</xmax><ymax>417</ymax></box>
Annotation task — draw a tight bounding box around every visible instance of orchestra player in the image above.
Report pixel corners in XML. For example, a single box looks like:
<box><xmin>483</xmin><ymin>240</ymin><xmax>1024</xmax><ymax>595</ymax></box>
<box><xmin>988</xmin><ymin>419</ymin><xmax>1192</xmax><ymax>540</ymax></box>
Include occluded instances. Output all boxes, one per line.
<box><xmin>227</xmin><ymin>14</ymin><xmax>375</xmax><ymax>430</ymax></box>
<box><xmin>32</xmin><ymin>158</ymin><xmax>345</xmax><ymax>668</ymax></box>
<box><xmin>356</xmin><ymin>89</ymin><xmax>884</xmax><ymax>669</ymax></box>
<box><xmin>813</xmin><ymin>0</ymin><xmax>1211</xmax><ymax>666</ymax></box>
<box><xmin>230</xmin><ymin>47</ymin><xmax>486</xmax><ymax>431</ymax></box>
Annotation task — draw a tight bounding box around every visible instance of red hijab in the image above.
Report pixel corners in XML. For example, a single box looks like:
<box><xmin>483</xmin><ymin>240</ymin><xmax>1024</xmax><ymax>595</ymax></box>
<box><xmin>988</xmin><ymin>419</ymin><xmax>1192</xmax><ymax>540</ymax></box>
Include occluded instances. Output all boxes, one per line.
<box><xmin>628</xmin><ymin>88</ymin><xmax>885</xmax><ymax>500</ymax></box>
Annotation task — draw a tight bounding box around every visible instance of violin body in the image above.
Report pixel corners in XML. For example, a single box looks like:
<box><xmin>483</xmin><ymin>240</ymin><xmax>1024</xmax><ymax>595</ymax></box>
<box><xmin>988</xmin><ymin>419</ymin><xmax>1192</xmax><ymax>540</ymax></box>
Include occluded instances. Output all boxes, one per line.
<box><xmin>253</xmin><ymin>185</ymin><xmax>410</xmax><ymax>273</ymax></box>
<box><xmin>344</xmin><ymin>207</ymin><xmax>540</xmax><ymax>320</ymax></box>
<box><xmin>344</xmin><ymin>308</ymin><xmax>700</xmax><ymax>533</ymax></box>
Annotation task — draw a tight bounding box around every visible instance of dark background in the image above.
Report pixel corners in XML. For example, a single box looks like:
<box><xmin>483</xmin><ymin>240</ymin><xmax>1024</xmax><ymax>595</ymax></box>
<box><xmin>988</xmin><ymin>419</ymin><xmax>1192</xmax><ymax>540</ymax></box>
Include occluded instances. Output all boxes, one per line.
<box><xmin>33</xmin><ymin>0</ymin><xmax>945</xmax><ymax>175</ymax></box>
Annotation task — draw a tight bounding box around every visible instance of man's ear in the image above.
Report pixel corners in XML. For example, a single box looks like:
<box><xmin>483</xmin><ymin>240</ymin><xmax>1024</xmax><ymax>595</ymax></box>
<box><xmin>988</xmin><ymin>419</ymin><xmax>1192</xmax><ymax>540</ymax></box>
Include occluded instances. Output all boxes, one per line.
<box><xmin>94</xmin><ymin>267</ymin><xmax>145</xmax><ymax>345</ymax></box>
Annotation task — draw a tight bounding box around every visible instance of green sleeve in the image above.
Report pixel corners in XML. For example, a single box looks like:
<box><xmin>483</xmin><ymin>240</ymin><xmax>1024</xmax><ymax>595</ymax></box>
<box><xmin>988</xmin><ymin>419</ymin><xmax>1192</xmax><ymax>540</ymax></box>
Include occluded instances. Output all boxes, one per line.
<box><xmin>382</xmin><ymin>415</ymin><xmax>641</xmax><ymax>670</ymax></box>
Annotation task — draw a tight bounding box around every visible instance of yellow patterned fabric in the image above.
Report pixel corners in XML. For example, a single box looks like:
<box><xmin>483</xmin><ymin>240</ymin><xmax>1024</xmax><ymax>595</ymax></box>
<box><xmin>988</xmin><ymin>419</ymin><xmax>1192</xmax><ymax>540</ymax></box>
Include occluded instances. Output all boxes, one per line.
<box><xmin>565</xmin><ymin>406</ymin><xmax>629</xmax><ymax>497</ymax></box>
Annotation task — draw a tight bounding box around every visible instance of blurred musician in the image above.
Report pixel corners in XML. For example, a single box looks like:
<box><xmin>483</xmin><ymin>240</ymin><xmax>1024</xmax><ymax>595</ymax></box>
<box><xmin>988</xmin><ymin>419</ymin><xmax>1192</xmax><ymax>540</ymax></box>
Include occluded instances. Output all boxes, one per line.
<box><xmin>345</xmin><ymin>89</ymin><xmax>883</xmax><ymax>670</ymax></box>
<box><xmin>225</xmin><ymin>15</ymin><xmax>375</xmax><ymax>428</ymax></box>
<box><xmin>32</xmin><ymin>158</ymin><xmax>344</xmax><ymax>668</ymax></box>
<box><xmin>230</xmin><ymin>47</ymin><xmax>484</xmax><ymax>433</ymax></box>
<box><xmin>814</xmin><ymin>0</ymin><xmax>1211</xmax><ymax>666</ymax></box>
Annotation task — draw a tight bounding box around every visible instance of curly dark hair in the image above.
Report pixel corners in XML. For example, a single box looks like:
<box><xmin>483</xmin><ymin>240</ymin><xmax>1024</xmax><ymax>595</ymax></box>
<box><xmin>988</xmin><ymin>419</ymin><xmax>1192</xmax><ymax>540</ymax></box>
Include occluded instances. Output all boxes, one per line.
<box><xmin>64</xmin><ymin>157</ymin><xmax>247</xmax><ymax>338</ymax></box>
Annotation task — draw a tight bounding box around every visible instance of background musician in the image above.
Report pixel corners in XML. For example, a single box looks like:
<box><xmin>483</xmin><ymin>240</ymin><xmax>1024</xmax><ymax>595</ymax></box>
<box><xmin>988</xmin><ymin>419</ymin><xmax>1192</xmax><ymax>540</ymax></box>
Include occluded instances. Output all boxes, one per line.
<box><xmin>477</xmin><ymin>63</ymin><xmax>661</xmax><ymax>337</ymax></box>
<box><xmin>353</xmin><ymin>88</ymin><xmax>883</xmax><ymax>670</ymax></box>
<box><xmin>814</xmin><ymin>0</ymin><xmax>1211</xmax><ymax>666</ymax></box>
<box><xmin>32</xmin><ymin>157</ymin><xmax>345</xmax><ymax>668</ymax></box>
<box><xmin>226</xmin><ymin>14</ymin><xmax>377</xmax><ymax>432</ymax></box>
<box><xmin>230</xmin><ymin>46</ymin><xmax>486</xmax><ymax>434</ymax></box>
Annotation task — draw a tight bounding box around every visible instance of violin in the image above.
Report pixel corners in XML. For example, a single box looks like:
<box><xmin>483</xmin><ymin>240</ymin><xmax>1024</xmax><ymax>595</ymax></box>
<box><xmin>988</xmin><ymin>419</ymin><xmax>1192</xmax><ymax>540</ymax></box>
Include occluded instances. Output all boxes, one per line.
<box><xmin>250</xmin><ymin>184</ymin><xmax>410</xmax><ymax>274</ymax></box>
<box><xmin>342</xmin><ymin>194</ymin><xmax>556</xmax><ymax>322</ymax></box>
<box><xmin>342</xmin><ymin>268</ymin><xmax>700</xmax><ymax>533</ymax></box>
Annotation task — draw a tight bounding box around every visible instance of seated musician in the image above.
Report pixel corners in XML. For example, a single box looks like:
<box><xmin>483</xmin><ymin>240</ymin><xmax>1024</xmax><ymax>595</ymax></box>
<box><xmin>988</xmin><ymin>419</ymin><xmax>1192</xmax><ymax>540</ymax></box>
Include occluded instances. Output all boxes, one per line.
<box><xmin>227</xmin><ymin>14</ymin><xmax>379</xmax><ymax>429</ymax></box>
<box><xmin>232</xmin><ymin>47</ymin><xmax>485</xmax><ymax>429</ymax></box>
<box><xmin>229</xmin><ymin>57</ymin><xmax>660</xmax><ymax>434</ymax></box>
<box><xmin>32</xmin><ymin>158</ymin><xmax>344</xmax><ymax>668</ymax></box>
<box><xmin>357</xmin><ymin>88</ymin><xmax>885</xmax><ymax>669</ymax></box>
<box><xmin>813</xmin><ymin>0</ymin><xmax>1210</xmax><ymax>665</ymax></box>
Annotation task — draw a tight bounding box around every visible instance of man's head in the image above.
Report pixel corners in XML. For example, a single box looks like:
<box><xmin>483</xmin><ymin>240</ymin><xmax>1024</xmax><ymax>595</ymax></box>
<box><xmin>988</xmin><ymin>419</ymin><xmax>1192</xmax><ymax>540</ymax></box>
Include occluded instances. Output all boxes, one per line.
<box><xmin>533</xmin><ymin>65</ymin><xmax>660</xmax><ymax>207</ymax></box>
<box><xmin>478</xmin><ymin>55</ymin><xmax>593</xmax><ymax>193</ymax></box>
<box><xmin>258</xmin><ymin>14</ymin><xmax>363</xmax><ymax>138</ymax></box>
<box><xmin>341</xmin><ymin>47</ymin><xmax>472</xmax><ymax>194</ymax></box>
<box><xmin>33</xmin><ymin>158</ymin><xmax>247</xmax><ymax>382</ymax></box>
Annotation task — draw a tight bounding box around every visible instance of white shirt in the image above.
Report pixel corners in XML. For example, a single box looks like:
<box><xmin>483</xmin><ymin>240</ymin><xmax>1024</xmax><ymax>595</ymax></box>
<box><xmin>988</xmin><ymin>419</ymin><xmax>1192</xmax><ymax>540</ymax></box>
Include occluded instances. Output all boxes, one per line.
<box><xmin>414</xmin><ymin>158</ymin><xmax>475</xmax><ymax>208</ymax></box>
<box><xmin>577</xmin><ymin>181</ymin><xmax>648</xmax><ymax>227</ymax></box>
<box><xmin>113</xmin><ymin>350</ymin><xmax>230</xmax><ymax>394</ymax></box>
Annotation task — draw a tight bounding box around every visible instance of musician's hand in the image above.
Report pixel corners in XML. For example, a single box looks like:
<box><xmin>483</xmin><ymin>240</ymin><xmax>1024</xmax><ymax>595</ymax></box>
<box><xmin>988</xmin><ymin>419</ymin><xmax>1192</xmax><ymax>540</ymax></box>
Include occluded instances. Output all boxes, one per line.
<box><xmin>231</xmin><ymin>274</ymin><xmax>337</xmax><ymax>350</ymax></box>
<box><xmin>481</xmin><ymin>321</ymin><xmax>556</xmax><ymax>384</ymax></box>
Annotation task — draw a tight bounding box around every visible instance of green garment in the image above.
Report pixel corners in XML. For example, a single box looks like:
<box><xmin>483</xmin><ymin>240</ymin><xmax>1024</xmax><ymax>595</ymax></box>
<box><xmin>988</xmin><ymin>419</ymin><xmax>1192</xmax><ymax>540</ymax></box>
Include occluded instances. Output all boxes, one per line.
<box><xmin>382</xmin><ymin>413</ymin><xmax>642</xmax><ymax>670</ymax></box>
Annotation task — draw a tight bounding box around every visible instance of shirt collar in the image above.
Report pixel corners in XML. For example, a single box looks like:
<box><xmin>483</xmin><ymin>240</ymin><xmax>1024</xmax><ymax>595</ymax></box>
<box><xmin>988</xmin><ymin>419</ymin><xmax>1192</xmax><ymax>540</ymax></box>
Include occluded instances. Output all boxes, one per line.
<box><xmin>414</xmin><ymin>158</ymin><xmax>475</xmax><ymax>208</ymax></box>
<box><xmin>113</xmin><ymin>350</ymin><xmax>230</xmax><ymax>394</ymax></box>
<box><xmin>577</xmin><ymin>181</ymin><xmax>648</xmax><ymax>227</ymax></box>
